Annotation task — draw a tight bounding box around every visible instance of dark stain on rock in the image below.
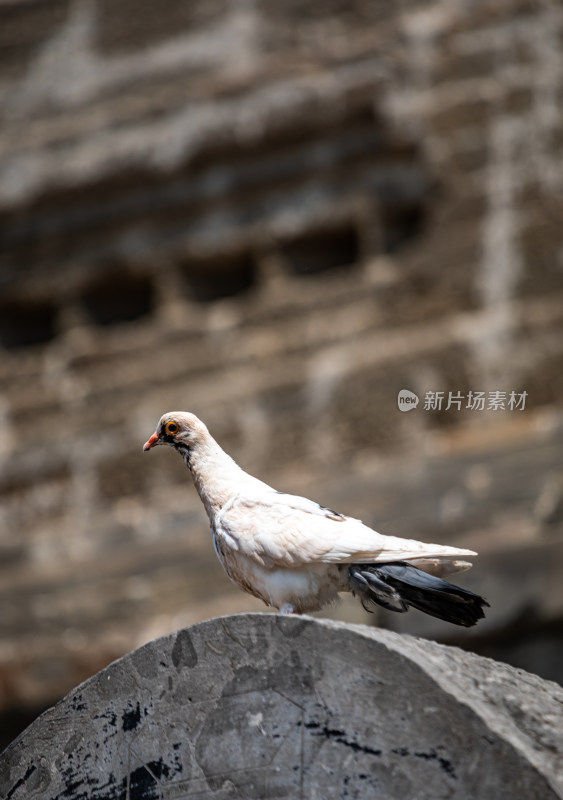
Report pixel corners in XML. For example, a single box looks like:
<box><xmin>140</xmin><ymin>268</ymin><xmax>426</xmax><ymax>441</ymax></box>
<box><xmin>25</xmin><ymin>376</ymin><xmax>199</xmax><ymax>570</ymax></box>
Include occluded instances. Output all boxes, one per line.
<box><xmin>122</xmin><ymin>702</ymin><xmax>142</xmax><ymax>732</ymax></box>
<box><xmin>392</xmin><ymin>746</ymin><xmax>457</xmax><ymax>779</ymax></box>
<box><xmin>50</xmin><ymin>759</ymin><xmax>182</xmax><ymax>800</ymax></box>
<box><xmin>171</xmin><ymin>629</ymin><xmax>198</xmax><ymax>669</ymax></box>
<box><xmin>48</xmin><ymin>775</ymin><xmax>109</xmax><ymax>800</ymax></box>
<box><xmin>6</xmin><ymin>764</ymin><xmax>36</xmax><ymax>800</ymax></box>
<box><xmin>24</xmin><ymin>760</ymin><xmax>51</xmax><ymax>796</ymax></box>
<box><xmin>55</xmin><ymin>771</ymin><xmax>92</xmax><ymax>800</ymax></box>
<box><xmin>302</xmin><ymin>721</ymin><xmax>382</xmax><ymax>757</ymax></box>
<box><xmin>131</xmin><ymin>760</ymin><xmax>162</xmax><ymax>792</ymax></box>
<box><xmin>95</xmin><ymin>710</ymin><xmax>117</xmax><ymax>728</ymax></box>
<box><xmin>70</xmin><ymin>693</ymin><xmax>87</xmax><ymax>712</ymax></box>
<box><xmin>414</xmin><ymin>748</ymin><xmax>457</xmax><ymax>779</ymax></box>
<box><xmin>127</xmin><ymin>758</ymin><xmax>174</xmax><ymax>800</ymax></box>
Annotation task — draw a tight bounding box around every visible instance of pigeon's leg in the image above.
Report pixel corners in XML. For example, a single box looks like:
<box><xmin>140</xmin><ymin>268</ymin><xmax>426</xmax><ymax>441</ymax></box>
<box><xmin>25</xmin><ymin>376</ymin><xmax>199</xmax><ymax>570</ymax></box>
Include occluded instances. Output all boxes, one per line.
<box><xmin>280</xmin><ymin>603</ymin><xmax>296</xmax><ymax>615</ymax></box>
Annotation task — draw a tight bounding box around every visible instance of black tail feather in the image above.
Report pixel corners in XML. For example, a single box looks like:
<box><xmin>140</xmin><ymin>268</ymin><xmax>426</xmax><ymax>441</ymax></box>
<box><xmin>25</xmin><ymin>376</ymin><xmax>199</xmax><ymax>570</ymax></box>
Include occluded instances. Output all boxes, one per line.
<box><xmin>349</xmin><ymin>561</ymin><xmax>488</xmax><ymax>627</ymax></box>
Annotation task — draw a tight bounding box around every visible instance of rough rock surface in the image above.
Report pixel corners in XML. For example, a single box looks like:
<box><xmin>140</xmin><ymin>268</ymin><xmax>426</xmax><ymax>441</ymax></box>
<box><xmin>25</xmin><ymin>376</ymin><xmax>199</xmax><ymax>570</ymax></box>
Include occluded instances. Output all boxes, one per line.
<box><xmin>1</xmin><ymin>614</ymin><xmax>562</xmax><ymax>799</ymax></box>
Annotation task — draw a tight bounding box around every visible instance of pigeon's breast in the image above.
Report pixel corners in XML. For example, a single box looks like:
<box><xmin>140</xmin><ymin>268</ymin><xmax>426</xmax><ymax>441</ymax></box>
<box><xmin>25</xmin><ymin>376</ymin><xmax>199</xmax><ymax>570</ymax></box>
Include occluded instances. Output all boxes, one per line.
<box><xmin>211</xmin><ymin>528</ymin><xmax>267</xmax><ymax>602</ymax></box>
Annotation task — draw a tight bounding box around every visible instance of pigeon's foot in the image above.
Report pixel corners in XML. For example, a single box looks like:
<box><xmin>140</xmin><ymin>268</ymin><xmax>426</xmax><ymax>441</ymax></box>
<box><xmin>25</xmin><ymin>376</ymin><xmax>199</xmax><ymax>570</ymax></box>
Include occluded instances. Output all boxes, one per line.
<box><xmin>280</xmin><ymin>603</ymin><xmax>296</xmax><ymax>615</ymax></box>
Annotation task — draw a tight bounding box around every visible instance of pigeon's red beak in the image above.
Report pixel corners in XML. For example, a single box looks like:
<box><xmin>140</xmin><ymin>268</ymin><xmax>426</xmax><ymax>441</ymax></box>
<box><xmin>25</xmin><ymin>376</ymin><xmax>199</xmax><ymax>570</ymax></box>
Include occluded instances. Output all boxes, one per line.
<box><xmin>143</xmin><ymin>432</ymin><xmax>160</xmax><ymax>451</ymax></box>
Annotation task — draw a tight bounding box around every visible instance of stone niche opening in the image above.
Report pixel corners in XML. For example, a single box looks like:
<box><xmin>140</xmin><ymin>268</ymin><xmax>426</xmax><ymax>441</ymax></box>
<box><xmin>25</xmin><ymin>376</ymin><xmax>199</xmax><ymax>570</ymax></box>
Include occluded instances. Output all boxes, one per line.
<box><xmin>279</xmin><ymin>223</ymin><xmax>361</xmax><ymax>276</ymax></box>
<box><xmin>0</xmin><ymin>296</ymin><xmax>58</xmax><ymax>349</ymax></box>
<box><xmin>381</xmin><ymin>201</ymin><xmax>426</xmax><ymax>254</ymax></box>
<box><xmin>181</xmin><ymin>250</ymin><xmax>257</xmax><ymax>303</ymax></box>
<box><xmin>79</xmin><ymin>268</ymin><xmax>154</xmax><ymax>326</ymax></box>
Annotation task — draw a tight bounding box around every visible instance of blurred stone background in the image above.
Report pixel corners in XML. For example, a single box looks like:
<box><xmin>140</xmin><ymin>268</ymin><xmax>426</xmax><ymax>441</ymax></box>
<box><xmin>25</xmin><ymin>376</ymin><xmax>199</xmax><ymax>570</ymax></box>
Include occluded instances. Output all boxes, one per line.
<box><xmin>1</xmin><ymin>0</ymin><xmax>563</xmax><ymax>750</ymax></box>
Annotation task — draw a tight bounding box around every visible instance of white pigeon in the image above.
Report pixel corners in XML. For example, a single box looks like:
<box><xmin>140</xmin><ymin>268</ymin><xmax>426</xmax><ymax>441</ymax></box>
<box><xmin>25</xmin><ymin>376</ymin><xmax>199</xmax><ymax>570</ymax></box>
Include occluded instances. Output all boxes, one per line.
<box><xmin>144</xmin><ymin>411</ymin><xmax>488</xmax><ymax>626</ymax></box>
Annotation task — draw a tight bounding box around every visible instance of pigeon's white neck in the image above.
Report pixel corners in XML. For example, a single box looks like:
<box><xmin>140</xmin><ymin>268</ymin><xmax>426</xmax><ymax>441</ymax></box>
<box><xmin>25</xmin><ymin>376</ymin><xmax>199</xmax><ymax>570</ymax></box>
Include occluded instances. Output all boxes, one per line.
<box><xmin>180</xmin><ymin>435</ymin><xmax>253</xmax><ymax>518</ymax></box>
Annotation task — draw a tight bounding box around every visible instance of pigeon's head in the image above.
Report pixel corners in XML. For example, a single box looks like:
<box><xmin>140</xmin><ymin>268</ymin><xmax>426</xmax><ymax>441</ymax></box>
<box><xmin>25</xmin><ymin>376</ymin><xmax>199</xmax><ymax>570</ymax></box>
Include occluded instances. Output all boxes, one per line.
<box><xmin>143</xmin><ymin>411</ymin><xmax>208</xmax><ymax>453</ymax></box>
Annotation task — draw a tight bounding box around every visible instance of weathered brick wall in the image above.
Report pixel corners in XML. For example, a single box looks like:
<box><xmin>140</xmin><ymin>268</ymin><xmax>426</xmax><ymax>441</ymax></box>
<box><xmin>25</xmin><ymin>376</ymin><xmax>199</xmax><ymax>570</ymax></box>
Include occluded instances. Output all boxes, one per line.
<box><xmin>1</xmin><ymin>0</ymin><xmax>563</xmax><ymax>745</ymax></box>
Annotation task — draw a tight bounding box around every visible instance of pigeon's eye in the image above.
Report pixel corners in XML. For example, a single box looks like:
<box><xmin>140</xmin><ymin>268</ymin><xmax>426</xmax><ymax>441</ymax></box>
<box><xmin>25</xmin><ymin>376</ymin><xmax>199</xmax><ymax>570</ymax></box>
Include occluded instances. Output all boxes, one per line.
<box><xmin>165</xmin><ymin>421</ymin><xmax>179</xmax><ymax>435</ymax></box>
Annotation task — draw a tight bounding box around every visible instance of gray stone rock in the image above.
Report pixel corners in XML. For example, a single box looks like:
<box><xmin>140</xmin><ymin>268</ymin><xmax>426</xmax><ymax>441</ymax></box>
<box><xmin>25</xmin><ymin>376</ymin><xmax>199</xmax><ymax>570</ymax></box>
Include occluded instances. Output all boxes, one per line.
<box><xmin>1</xmin><ymin>614</ymin><xmax>562</xmax><ymax>799</ymax></box>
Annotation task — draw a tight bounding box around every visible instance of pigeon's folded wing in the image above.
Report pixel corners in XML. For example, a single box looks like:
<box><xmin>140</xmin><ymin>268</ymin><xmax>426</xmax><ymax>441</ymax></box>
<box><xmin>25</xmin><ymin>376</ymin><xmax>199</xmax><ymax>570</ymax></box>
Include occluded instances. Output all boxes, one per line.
<box><xmin>217</xmin><ymin>492</ymin><xmax>476</xmax><ymax>568</ymax></box>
